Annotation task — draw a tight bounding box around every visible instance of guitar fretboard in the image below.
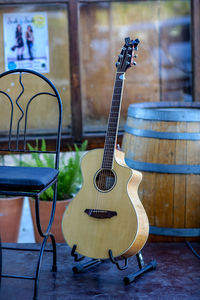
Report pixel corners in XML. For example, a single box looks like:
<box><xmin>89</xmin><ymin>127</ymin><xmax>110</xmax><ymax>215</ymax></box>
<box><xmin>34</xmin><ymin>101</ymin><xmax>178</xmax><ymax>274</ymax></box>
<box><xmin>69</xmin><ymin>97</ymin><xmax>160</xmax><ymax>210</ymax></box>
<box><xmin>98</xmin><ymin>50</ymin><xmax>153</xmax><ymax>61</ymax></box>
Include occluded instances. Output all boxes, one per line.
<box><xmin>102</xmin><ymin>72</ymin><xmax>125</xmax><ymax>169</ymax></box>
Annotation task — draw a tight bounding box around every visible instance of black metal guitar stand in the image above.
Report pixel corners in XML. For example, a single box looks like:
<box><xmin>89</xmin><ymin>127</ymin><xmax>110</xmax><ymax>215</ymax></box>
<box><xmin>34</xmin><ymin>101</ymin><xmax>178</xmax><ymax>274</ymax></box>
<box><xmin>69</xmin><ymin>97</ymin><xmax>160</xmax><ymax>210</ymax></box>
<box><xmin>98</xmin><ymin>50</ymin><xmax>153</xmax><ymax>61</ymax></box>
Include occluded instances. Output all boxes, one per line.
<box><xmin>71</xmin><ymin>244</ymin><xmax>101</xmax><ymax>273</ymax></box>
<box><xmin>123</xmin><ymin>251</ymin><xmax>157</xmax><ymax>284</ymax></box>
<box><xmin>71</xmin><ymin>244</ymin><xmax>157</xmax><ymax>284</ymax></box>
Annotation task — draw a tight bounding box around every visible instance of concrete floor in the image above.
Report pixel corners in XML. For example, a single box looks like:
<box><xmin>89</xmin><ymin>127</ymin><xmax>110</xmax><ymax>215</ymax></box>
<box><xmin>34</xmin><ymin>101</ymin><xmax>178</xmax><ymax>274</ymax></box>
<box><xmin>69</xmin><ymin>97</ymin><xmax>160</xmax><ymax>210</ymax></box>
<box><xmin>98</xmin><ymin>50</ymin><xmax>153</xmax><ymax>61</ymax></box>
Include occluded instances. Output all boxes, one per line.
<box><xmin>1</xmin><ymin>242</ymin><xmax>200</xmax><ymax>300</ymax></box>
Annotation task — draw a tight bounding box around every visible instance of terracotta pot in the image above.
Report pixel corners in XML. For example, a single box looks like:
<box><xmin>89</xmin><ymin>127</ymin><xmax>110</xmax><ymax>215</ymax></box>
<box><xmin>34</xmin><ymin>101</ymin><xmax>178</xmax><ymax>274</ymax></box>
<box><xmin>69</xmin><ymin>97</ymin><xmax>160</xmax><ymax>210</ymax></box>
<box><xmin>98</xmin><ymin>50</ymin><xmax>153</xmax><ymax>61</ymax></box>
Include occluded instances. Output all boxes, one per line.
<box><xmin>0</xmin><ymin>197</ymin><xmax>24</xmax><ymax>242</ymax></box>
<box><xmin>29</xmin><ymin>198</ymin><xmax>71</xmax><ymax>243</ymax></box>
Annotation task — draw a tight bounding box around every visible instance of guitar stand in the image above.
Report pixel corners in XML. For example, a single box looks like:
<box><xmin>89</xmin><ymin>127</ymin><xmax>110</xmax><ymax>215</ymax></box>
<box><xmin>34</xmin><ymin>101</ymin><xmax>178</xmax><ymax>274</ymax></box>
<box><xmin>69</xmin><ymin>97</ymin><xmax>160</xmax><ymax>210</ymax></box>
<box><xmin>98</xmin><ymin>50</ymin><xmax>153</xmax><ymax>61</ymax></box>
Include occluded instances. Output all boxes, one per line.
<box><xmin>71</xmin><ymin>244</ymin><xmax>157</xmax><ymax>284</ymax></box>
<box><xmin>123</xmin><ymin>251</ymin><xmax>157</xmax><ymax>284</ymax></box>
<box><xmin>71</xmin><ymin>245</ymin><xmax>101</xmax><ymax>273</ymax></box>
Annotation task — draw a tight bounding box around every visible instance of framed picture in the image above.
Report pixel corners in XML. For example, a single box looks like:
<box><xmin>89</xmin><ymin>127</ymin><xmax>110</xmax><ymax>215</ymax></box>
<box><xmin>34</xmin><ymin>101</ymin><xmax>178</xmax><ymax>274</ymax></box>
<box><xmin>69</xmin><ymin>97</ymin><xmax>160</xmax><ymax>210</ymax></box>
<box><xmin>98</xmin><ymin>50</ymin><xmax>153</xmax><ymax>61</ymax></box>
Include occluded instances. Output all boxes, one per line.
<box><xmin>3</xmin><ymin>12</ymin><xmax>49</xmax><ymax>73</ymax></box>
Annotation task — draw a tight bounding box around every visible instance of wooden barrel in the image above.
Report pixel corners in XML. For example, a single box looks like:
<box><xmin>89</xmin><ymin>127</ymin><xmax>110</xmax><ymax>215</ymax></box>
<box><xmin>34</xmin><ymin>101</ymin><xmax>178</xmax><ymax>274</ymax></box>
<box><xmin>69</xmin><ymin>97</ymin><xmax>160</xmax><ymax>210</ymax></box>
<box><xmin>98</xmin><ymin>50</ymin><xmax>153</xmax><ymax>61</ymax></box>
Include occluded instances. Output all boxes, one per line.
<box><xmin>122</xmin><ymin>102</ymin><xmax>200</xmax><ymax>241</ymax></box>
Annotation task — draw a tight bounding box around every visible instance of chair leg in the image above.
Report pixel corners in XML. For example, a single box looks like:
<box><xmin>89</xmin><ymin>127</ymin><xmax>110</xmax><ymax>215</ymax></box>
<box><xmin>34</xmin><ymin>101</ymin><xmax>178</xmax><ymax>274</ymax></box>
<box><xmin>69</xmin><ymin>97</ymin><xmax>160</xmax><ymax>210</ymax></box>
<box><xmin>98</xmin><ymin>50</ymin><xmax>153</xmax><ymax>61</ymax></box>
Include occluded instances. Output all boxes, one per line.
<box><xmin>35</xmin><ymin>183</ymin><xmax>58</xmax><ymax>238</ymax></box>
<box><xmin>33</xmin><ymin>234</ymin><xmax>57</xmax><ymax>300</ymax></box>
<box><xmin>49</xmin><ymin>233</ymin><xmax>57</xmax><ymax>272</ymax></box>
<box><xmin>33</xmin><ymin>236</ymin><xmax>49</xmax><ymax>300</ymax></box>
<box><xmin>1</xmin><ymin>186</ymin><xmax>58</xmax><ymax>299</ymax></box>
<box><xmin>35</xmin><ymin>196</ymin><xmax>45</xmax><ymax>238</ymax></box>
<box><xmin>33</xmin><ymin>185</ymin><xmax>58</xmax><ymax>299</ymax></box>
<box><xmin>45</xmin><ymin>183</ymin><xmax>58</xmax><ymax>235</ymax></box>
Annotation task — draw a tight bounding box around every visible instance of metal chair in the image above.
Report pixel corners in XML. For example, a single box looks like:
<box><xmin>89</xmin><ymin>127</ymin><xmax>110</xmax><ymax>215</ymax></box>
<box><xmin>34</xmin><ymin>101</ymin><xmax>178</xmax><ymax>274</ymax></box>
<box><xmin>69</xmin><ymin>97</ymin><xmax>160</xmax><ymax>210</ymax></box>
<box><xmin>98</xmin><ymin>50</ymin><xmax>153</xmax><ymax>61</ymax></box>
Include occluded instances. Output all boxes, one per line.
<box><xmin>0</xmin><ymin>69</ymin><xmax>62</xmax><ymax>300</ymax></box>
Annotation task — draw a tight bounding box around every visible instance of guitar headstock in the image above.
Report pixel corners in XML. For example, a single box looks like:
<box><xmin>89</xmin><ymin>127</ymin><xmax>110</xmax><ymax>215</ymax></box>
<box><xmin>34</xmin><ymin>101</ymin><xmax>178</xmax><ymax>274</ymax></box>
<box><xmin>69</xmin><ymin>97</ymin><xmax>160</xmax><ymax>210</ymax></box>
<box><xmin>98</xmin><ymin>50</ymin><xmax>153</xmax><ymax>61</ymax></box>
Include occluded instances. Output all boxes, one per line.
<box><xmin>116</xmin><ymin>37</ymin><xmax>140</xmax><ymax>72</ymax></box>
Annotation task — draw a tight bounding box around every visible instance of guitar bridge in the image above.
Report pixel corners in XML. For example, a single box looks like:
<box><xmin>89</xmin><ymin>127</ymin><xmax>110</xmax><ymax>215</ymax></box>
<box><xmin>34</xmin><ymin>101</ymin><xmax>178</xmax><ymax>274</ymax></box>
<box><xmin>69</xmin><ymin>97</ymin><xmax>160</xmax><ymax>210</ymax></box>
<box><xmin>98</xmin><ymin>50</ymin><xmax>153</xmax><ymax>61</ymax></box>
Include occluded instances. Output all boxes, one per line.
<box><xmin>84</xmin><ymin>209</ymin><xmax>117</xmax><ymax>219</ymax></box>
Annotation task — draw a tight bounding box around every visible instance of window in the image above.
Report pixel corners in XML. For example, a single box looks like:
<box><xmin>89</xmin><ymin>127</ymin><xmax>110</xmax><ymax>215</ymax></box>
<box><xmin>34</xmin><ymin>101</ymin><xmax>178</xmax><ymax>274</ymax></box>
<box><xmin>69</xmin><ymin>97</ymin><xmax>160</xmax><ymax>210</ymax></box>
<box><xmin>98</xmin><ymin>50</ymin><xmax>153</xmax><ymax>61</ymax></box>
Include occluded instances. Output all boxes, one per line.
<box><xmin>0</xmin><ymin>0</ymin><xmax>198</xmax><ymax>149</ymax></box>
<box><xmin>79</xmin><ymin>1</ymin><xmax>192</xmax><ymax>134</ymax></box>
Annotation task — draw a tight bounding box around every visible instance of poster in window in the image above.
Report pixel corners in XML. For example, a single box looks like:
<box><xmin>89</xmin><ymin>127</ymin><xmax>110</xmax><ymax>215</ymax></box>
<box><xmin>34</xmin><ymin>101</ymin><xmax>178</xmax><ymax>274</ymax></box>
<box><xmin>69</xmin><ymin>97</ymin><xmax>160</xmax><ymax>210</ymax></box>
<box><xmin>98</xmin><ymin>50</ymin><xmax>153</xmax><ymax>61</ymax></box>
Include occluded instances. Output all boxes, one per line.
<box><xmin>3</xmin><ymin>12</ymin><xmax>49</xmax><ymax>73</ymax></box>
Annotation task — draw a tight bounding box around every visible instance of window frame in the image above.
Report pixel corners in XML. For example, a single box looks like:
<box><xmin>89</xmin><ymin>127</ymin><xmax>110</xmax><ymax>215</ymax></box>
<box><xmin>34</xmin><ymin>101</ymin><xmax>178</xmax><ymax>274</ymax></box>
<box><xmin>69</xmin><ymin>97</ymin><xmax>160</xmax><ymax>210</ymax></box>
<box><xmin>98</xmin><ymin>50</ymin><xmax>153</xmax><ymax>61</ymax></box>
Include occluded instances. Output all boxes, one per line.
<box><xmin>0</xmin><ymin>0</ymin><xmax>199</xmax><ymax>151</ymax></box>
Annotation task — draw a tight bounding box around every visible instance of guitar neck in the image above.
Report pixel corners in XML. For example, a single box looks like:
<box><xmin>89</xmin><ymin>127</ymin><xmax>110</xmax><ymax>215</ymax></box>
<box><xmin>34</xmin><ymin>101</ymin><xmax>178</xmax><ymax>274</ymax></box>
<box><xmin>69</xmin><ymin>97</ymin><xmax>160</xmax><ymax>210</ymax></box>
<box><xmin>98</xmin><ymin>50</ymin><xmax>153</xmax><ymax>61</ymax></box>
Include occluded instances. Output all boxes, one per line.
<box><xmin>102</xmin><ymin>72</ymin><xmax>125</xmax><ymax>169</ymax></box>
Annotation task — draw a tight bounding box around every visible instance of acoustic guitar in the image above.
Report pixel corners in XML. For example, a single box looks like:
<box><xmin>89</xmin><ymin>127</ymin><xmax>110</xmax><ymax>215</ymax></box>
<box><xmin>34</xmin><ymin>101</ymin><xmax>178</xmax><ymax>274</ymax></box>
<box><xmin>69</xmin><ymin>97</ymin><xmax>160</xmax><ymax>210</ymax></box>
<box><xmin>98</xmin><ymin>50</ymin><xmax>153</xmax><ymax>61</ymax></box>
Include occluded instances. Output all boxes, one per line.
<box><xmin>62</xmin><ymin>37</ymin><xmax>149</xmax><ymax>260</ymax></box>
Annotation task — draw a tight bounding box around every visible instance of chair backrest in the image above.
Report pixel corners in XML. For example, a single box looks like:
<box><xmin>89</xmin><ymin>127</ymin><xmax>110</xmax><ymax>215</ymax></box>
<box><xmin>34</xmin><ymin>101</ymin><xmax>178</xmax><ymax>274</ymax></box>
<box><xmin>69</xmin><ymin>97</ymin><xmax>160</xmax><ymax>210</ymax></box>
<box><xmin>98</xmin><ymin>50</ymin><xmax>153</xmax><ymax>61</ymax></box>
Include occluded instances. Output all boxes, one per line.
<box><xmin>0</xmin><ymin>69</ymin><xmax>62</xmax><ymax>169</ymax></box>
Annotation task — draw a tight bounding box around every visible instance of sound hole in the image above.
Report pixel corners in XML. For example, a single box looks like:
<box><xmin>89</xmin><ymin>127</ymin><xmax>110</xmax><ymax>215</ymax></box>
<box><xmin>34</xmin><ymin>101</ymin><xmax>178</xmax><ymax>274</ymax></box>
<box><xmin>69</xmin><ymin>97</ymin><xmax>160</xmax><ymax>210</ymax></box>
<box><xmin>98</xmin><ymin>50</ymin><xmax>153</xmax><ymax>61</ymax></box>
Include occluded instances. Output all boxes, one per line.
<box><xmin>95</xmin><ymin>169</ymin><xmax>116</xmax><ymax>192</ymax></box>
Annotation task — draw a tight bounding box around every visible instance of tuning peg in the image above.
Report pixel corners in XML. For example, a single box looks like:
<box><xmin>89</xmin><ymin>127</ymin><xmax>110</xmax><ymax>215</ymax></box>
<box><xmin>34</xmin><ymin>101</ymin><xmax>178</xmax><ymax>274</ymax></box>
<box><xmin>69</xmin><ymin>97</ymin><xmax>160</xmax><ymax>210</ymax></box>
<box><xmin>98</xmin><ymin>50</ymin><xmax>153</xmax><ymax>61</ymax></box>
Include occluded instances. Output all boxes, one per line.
<box><xmin>115</xmin><ymin>62</ymin><xmax>120</xmax><ymax>67</ymax></box>
<box><xmin>132</xmin><ymin>38</ymin><xmax>140</xmax><ymax>48</ymax></box>
<box><xmin>134</xmin><ymin>47</ymin><xmax>138</xmax><ymax>51</ymax></box>
<box><xmin>118</xmin><ymin>54</ymin><xmax>123</xmax><ymax>58</ymax></box>
<box><xmin>132</xmin><ymin>61</ymin><xmax>137</xmax><ymax>66</ymax></box>
<box><xmin>133</xmin><ymin>54</ymin><xmax>138</xmax><ymax>58</ymax></box>
<box><xmin>126</xmin><ymin>61</ymin><xmax>131</xmax><ymax>66</ymax></box>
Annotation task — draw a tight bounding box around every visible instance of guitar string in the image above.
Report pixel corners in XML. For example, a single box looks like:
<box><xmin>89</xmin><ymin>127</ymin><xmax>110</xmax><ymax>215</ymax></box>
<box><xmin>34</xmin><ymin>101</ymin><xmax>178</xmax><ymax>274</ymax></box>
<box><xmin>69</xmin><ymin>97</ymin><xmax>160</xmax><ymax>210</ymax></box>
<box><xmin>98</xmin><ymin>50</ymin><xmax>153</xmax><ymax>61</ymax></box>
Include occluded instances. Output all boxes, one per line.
<box><xmin>95</xmin><ymin>73</ymin><xmax>120</xmax><ymax>211</ymax></box>
<box><xmin>95</xmin><ymin>73</ymin><xmax>125</xmax><ymax>214</ymax></box>
<box><xmin>102</xmin><ymin>74</ymin><xmax>122</xmax><ymax>184</ymax></box>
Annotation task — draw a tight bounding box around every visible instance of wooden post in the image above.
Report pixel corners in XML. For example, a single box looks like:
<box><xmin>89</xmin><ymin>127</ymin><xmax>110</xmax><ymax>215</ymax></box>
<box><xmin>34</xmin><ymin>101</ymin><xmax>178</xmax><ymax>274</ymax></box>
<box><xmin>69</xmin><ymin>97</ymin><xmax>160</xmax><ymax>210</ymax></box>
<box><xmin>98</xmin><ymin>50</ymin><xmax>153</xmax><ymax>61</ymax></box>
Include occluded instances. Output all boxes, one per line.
<box><xmin>191</xmin><ymin>0</ymin><xmax>200</xmax><ymax>102</ymax></box>
<box><xmin>68</xmin><ymin>0</ymin><xmax>83</xmax><ymax>141</ymax></box>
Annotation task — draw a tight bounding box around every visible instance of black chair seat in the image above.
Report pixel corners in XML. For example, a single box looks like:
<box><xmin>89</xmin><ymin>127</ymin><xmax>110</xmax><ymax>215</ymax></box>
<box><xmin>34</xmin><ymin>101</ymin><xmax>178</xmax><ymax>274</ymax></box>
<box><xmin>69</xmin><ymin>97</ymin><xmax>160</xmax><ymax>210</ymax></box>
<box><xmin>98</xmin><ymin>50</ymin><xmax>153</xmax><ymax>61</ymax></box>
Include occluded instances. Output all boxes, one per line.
<box><xmin>0</xmin><ymin>166</ymin><xmax>59</xmax><ymax>191</ymax></box>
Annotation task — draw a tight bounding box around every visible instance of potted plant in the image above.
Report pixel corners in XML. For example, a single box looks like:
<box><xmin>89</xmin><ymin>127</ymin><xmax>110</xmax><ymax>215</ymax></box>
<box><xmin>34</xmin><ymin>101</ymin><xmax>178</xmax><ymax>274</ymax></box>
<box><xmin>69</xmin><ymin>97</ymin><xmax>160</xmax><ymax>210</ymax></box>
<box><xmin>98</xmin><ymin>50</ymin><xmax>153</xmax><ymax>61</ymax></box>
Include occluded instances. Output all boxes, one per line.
<box><xmin>0</xmin><ymin>195</ymin><xmax>24</xmax><ymax>243</ymax></box>
<box><xmin>15</xmin><ymin>140</ymin><xmax>87</xmax><ymax>243</ymax></box>
<box><xmin>0</xmin><ymin>155</ymin><xmax>24</xmax><ymax>243</ymax></box>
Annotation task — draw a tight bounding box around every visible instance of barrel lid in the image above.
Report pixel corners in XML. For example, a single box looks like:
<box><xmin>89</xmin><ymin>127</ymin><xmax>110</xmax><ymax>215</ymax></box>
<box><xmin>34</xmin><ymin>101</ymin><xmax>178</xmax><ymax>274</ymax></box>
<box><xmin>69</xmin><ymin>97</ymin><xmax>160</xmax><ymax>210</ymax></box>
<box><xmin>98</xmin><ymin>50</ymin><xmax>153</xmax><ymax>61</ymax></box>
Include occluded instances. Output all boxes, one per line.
<box><xmin>128</xmin><ymin>101</ymin><xmax>200</xmax><ymax>122</ymax></box>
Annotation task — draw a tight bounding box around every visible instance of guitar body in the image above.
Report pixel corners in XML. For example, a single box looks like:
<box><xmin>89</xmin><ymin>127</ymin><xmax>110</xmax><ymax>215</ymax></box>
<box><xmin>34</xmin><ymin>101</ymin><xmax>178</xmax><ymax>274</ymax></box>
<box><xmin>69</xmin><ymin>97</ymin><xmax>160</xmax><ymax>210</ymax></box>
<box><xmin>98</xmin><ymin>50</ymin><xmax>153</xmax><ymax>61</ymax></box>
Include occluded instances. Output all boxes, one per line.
<box><xmin>62</xmin><ymin>148</ymin><xmax>149</xmax><ymax>259</ymax></box>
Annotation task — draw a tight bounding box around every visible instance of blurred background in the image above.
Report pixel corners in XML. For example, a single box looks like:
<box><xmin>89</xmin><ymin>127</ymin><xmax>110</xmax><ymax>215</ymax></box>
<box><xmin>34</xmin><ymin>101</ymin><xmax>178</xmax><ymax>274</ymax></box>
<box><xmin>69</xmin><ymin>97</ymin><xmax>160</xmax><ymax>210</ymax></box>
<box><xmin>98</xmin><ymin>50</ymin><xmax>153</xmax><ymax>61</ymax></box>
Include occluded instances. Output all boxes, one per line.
<box><xmin>0</xmin><ymin>0</ymin><xmax>198</xmax><ymax>149</ymax></box>
<box><xmin>0</xmin><ymin>0</ymin><xmax>199</xmax><ymax>243</ymax></box>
